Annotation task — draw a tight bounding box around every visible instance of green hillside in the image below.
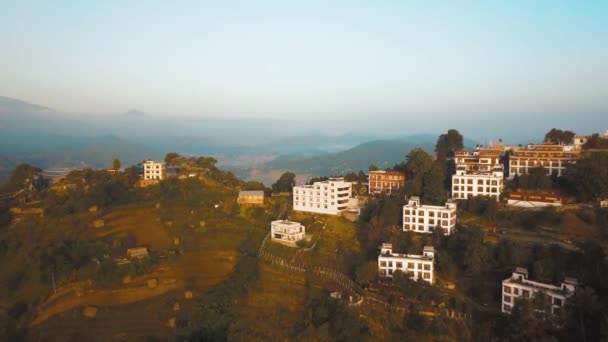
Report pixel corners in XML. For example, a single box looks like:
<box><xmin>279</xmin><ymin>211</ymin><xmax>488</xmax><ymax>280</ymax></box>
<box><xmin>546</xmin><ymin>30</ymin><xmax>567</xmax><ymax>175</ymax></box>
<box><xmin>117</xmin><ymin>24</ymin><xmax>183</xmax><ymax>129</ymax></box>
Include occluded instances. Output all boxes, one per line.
<box><xmin>265</xmin><ymin>138</ymin><xmax>436</xmax><ymax>176</ymax></box>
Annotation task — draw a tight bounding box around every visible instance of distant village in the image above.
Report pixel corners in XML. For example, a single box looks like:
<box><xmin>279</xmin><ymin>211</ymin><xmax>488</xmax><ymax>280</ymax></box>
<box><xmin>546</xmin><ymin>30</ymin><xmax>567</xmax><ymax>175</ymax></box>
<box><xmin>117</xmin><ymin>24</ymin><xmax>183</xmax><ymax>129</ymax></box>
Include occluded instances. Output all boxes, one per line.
<box><xmin>112</xmin><ymin>128</ymin><xmax>608</xmax><ymax>318</ymax></box>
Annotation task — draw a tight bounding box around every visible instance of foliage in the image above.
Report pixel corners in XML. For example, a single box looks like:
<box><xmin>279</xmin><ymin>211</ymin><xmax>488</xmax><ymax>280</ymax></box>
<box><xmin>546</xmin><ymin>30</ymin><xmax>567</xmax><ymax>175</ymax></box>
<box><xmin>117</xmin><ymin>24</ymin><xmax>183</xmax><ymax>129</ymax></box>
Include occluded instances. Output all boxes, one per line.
<box><xmin>1</xmin><ymin>163</ymin><xmax>42</xmax><ymax>193</ymax></box>
<box><xmin>369</xmin><ymin>164</ymin><xmax>379</xmax><ymax>171</ymax></box>
<box><xmin>435</xmin><ymin>129</ymin><xmax>464</xmax><ymax>162</ymax></box>
<box><xmin>562</xmin><ymin>287</ymin><xmax>607</xmax><ymax>342</ymax></box>
<box><xmin>458</xmin><ymin>196</ymin><xmax>497</xmax><ymax>222</ymax></box>
<box><xmin>355</xmin><ymin>261</ymin><xmax>378</xmax><ymax>285</ymax></box>
<box><xmin>111</xmin><ymin>158</ymin><xmax>121</xmax><ymax>171</ymax></box>
<box><xmin>509</xmin><ymin>167</ymin><xmax>554</xmax><ymax>190</ymax></box>
<box><xmin>566</xmin><ymin>153</ymin><xmax>608</xmax><ymax>201</ymax></box>
<box><xmin>583</xmin><ymin>134</ymin><xmax>608</xmax><ymax>149</ymax></box>
<box><xmin>507</xmin><ymin>292</ymin><xmax>559</xmax><ymax>341</ymax></box>
<box><xmin>544</xmin><ymin>128</ymin><xmax>575</xmax><ymax>145</ymax></box>
<box><xmin>398</xmin><ymin>148</ymin><xmax>446</xmax><ymax>205</ymax></box>
<box><xmin>272</xmin><ymin>172</ymin><xmax>295</xmax><ymax>193</ymax></box>
<box><xmin>42</xmin><ymin>169</ymin><xmax>136</xmax><ymax>216</ymax></box>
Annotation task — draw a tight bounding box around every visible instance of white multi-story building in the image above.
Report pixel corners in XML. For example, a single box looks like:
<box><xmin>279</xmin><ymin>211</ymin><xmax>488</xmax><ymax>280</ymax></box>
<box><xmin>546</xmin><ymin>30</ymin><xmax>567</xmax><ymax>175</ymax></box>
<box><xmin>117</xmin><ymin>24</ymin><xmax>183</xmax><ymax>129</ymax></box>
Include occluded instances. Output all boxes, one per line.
<box><xmin>271</xmin><ymin>220</ymin><xmax>305</xmax><ymax>246</ymax></box>
<box><xmin>452</xmin><ymin>166</ymin><xmax>504</xmax><ymax>201</ymax></box>
<box><xmin>293</xmin><ymin>178</ymin><xmax>352</xmax><ymax>215</ymax></box>
<box><xmin>501</xmin><ymin>267</ymin><xmax>577</xmax><ymax>315</ymax></box>
<box><xmin>403</xmin><ymin>197</ymin><xmax>457</xmax><ymax>235</ymax></box>
<box><xmin>143</xmin><ymin>160</ymin><xmax>166</xmax><ymax>180</ymax></box>
<box><xmin>378</xmin><ymin>243</ymin><xmax>435</xmax><ymax>284</ymax></box>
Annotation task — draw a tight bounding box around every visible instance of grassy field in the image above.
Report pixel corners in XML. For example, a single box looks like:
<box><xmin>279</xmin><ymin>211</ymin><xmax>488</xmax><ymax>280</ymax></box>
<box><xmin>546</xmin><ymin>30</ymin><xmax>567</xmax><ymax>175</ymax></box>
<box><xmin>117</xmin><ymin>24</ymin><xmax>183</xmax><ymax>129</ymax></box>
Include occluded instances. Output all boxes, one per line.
<box><xmin>229</xmin><ymin>262</ymin><xmax>308</xmax><ymax>340</ymax></box>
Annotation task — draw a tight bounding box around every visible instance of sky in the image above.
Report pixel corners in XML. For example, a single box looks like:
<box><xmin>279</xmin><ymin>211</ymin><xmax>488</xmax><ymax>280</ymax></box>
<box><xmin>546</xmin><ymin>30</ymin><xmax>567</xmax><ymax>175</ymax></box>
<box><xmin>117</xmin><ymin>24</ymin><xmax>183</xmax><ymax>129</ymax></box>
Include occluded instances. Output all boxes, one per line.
<box><xmin>1</xmin><ymin>1</ymin><xmax>607</xmax><ymax>139</ymax></box>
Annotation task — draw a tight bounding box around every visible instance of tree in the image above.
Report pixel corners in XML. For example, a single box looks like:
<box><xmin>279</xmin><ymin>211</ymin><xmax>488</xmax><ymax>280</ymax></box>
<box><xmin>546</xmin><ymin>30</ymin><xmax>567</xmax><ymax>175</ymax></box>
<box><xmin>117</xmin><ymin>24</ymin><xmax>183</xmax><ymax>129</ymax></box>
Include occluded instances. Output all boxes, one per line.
<box><xmin>566</xmin><ymin>153</ymin><xmax>608</xmax><ymax>201</ymax></box>
<box><xmin>563</xmin><ymin>287</ymin><xmax>606</xmax><ymax>342</ymax></box>
<box><xmin>508</xmin><ymin>292</ymin><xmax>558</xmax><ymax>341</ymax></box>
<box><xmin>369</xmin><ymin>164</ymin><xmax>379</xmax><ymax>171</ymax></box>
<box><xmin>402</xmin><ymin>149</ymin><xmax>445</xmax><ymax>205</ymax></box>
<box><xmin>582</xmin><ymin>134</ymin><xmax>608</xmax><ymax>150</ymax></box>
<box><xmin>355</xmin><ymin>261</ymin><xmax>378</xmax><ymax>286</ymax></box>
<box><xmin>421</xmin><ymin>161</ymin><xmax>446</xmax><ymax>205</ymax></box>
<box><xmin>435</xmin><ymin>129</ymin><xmax>464</xmax><ymax>162</ymax></box>
<box><xmin>272</xmin><ymin>172</ymin><xmax>296</xmax><ymax>193</ymax></box>
<box><xmin>544</xmin><ymin>128</ymin><xmax>575</xmax><ymax>145</ymax></box>
<box><xmin>357</xmin><ymin>170</ymin><xmax>367</xmax><ymax>184</ymax></box>
<box><xmin>164</xmin><ymin>152</ymin><xmax>183</xmax><ymax>165</ymax></box>
<box><xmin>111</xmin><ymin>158</ymin><xmax>121</xmax><ymax>171</ymax></box>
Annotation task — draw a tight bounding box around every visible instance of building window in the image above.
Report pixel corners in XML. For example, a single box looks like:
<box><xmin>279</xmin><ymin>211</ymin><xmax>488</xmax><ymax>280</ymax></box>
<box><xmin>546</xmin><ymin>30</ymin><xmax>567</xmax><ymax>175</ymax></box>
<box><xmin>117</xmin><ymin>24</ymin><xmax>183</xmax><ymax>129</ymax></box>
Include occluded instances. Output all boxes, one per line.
<box><xmin>504</xmin><ymin>286</ymin><xmax>511</xmax><ymax>294</ymax></box>
<box><xmin>522</xmin><ymin>290</ymin><xmax>530</xmax><ymax>298</ymax></box>
<box><xmin>504</xmin><ymin>295</ymin><xmax>511</xmax><ymax>303</ymax></box>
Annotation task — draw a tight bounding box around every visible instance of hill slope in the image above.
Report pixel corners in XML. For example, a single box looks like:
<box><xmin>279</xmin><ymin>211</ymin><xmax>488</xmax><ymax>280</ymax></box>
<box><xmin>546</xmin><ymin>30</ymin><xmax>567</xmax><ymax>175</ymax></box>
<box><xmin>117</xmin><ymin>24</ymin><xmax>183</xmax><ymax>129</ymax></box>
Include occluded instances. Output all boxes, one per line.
<box><xmin>265</xmin><ymin>138</ymin><xmax>436</xmax><ymax>176</ymax></box>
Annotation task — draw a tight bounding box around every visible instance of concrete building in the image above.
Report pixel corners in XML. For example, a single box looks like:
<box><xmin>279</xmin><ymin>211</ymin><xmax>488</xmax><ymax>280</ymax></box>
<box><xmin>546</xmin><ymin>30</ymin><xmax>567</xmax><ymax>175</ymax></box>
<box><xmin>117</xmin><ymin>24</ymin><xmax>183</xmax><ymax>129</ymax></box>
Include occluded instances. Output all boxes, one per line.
<box><xmin>501</xmin><ymin>267</ymin><xmax>577</xmax><ymax>315</ymax></box>
<box><xmin>507</xmin><ymin>192</ymin><xmax>563</xmax><ymax>208</ymax></box>
<box><xmin>600</xmin><ymin>200</ymin><xmax>608</xmax><ymax>208</ymax></box>
<box><xmin>452</xmin><ymin>166</ymin><xmax>504</xmax><ymax>201</ymax></box>
<box><xmin>238</xmin><ymin>190</ymin><xmax>265</xmax><ymax>206</ymax></box>
<box><xmin>403</xmin><ymin>196</ymin><xmax>457</xmax><ymax>235</ymax></box>
<box><xmin>378</xmin><ymin>243</ymin><xmax>435</xmax><ymax>284</ymax></box>
<box><xmin>293</xmin><ymin>178</ymin><xmax>352</xmax><ymax>215</ymax></box>
<box><xmin>508</xmin><ymin>144</ymin><xmax>580</xmax><ymax>179</ymax></box>
<box><xmin>454</xmin><ymin>147</ymin><xmax>503</xmax><ymax>173</ymax></box>
<box><xmin>368</xmin><ymin>170</ymin><xmax>405</xmax><ymax>194</ymax></box>
<box><xmin>143</xmin><ymin>160</ymin><xmax>166</xmax><ymax>180</ymax></box>
<box><xmin>271</xmin><ymin>220</ymin><xmax>305</xmax><ymax>246</ymax></box>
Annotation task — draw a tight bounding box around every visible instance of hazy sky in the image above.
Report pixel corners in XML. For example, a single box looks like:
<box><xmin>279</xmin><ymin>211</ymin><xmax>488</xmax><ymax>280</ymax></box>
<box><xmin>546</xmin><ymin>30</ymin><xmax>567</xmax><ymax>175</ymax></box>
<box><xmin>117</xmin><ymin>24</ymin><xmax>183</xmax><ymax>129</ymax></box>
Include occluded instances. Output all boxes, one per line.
<box><xmin>1</xmin><ymin>1</ymin><xmax>607</xmax><ymax>132</ymax></box>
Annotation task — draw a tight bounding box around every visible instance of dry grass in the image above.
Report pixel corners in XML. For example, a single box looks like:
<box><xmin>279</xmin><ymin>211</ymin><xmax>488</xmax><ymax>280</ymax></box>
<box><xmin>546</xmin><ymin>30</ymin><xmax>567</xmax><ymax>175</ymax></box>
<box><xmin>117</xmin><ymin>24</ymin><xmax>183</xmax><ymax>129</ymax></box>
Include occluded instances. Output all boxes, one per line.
<box><xmin>98</xmin><ymin>207</ymin><xmax>172</xmax><ymax>247</ymax></box>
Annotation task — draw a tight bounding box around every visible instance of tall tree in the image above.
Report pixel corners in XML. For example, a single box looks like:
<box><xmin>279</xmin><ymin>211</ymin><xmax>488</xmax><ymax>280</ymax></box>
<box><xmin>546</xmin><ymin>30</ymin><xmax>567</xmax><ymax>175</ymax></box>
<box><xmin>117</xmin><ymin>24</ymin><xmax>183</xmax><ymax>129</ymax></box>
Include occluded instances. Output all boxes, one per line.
<box><xmin>567</xmin><ymin>153</ymin><xmax>608</xmax><ymax>201</ymax></box>
<box><xmin>402</xmin><ymin>148</ymin><xmax>445</xmax><ymax>204</ymax></box>
<box><xmin>272</xmin><ymin>172</ymin><xmax>296</xmax><ymax>193</ymax></box>
<box><xmin>544</xmin><ymin>128</ymin><xmax>575</xmax><ymax>145</ymax></box>
<box><xmin>435</xmin><ymin>129</ymin><xmax>464</xmax><ymax>162</ymax></box>
<box><xmin>111</xmin><ymin>158</ymin><xmax>121</xmax><ymax>171</ymax></box>
<box><xmin>403</xmin><ymin>148</ymin><xmax>434</xmax><ymax>196</ymax></box>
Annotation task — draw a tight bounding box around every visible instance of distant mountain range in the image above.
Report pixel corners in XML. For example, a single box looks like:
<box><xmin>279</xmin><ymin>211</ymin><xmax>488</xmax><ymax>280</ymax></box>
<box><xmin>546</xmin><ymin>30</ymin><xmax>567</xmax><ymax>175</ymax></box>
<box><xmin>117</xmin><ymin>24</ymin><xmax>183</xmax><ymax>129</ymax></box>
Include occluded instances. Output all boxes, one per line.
<box><xmin>0</xmin><ymin>95</ymin><xmax>480</xmax><ymax>184</ymax></box>
<box><xmin>255</xmin><ymin>135</ymin><xmax>477</xmax><ymax>178</ymax></box>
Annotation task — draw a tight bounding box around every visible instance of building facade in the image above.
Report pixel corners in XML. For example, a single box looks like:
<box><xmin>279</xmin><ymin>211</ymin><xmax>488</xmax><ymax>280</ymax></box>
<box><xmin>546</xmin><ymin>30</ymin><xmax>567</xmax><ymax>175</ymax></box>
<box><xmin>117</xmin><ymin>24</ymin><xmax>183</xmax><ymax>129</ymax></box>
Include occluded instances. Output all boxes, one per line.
<box><xmin>454</xmin><ymin>147</ymin><xmax>502</xmax><ymax>173</ymax></box>
<box><xmin>403</xmin><ymin>196</ymin><xmax>457</xmax><ymax>235</ymax></box>
<box><xmin>508</xmin><ymin>144</ymin><xmax>580</xmax><ymax>179</ymax></box>
<box><xmin>507</xmin><ymin>191</ymin><xmax>563</xmax><ymax>208</ymax></box>
<box><xmin>143</xmin><ymin>160</ymin><xmax>166</xmax><ymax>180</ymax></box>
<box><xmin>271</xmin><ymin>220</ymin><xmax>305</xmax><ymax>246</ymax></box>
<box><xmin>368</xmin><ymin>170</ymin><xmax>405</xmax><ymax>194</ymax></box>
<box><xmin>452</xmin><ymin>166</ymin><xmax>504</xmax><ymax>201</ymax></box>
<box><xmin>293</xmin><ymin>178</ymin><xmax>352</xmax><ymax>215</ymax></box>
<box><xmin>378</xmin><ymin>243</ymin><xmax>435</xmax><ymax>284</ymax></box>
<box><xmin>238</xmin><ymin>190</ymin><xmax>265</xmax><ymax>205</ymax></box>
<box><xmin>501</xmin><ymin>267</ymin><xmax>577</xmax><ymax>315</ymax></box>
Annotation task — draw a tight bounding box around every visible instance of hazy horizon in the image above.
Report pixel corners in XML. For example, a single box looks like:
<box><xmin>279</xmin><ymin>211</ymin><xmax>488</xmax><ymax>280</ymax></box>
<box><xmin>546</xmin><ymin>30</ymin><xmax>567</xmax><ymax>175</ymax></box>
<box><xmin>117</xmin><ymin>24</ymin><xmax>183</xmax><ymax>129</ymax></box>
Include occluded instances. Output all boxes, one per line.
<box><xmin>2</xmin><ymin>1</ymin><xmax>607</xmax><ymax>142</ymax></box>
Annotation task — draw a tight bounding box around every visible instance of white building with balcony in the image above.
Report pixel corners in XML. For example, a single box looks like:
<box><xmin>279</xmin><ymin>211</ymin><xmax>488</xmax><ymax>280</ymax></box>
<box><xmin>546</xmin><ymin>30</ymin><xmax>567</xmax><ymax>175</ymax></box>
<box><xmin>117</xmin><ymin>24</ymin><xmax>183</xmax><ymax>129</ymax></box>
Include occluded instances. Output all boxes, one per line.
<box><xmin>452</xmin><ymin>165</ymin><xmax>504</xmax><ymax>201</ymax></box>
<box><xmin>378</xmin><ymin>243</ymin><xmax>435</xmax><ymax>284</ymax></box>
<box><xmin>271</xmin><ymin>220</ymin><xmax>305</xmax><ymax>246</ymax></box>
<box><xmin>143</xmin><ymin>160</ymin><xmax>166</xmax><ymax>180</ymax></box>
<box><xmin>501</xmin><ymin>267</ymin><xmax>577</xmax><ymax>315</ymax></box>
<box><xmin>293</xmin><ymin>178</ymin><xmax>352</xmax><ymax>215</ymax></box>
<box><xmin>403</xmin><ymin>197</ymin><xmax>457</xmax><ymax>235</ymax></box>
